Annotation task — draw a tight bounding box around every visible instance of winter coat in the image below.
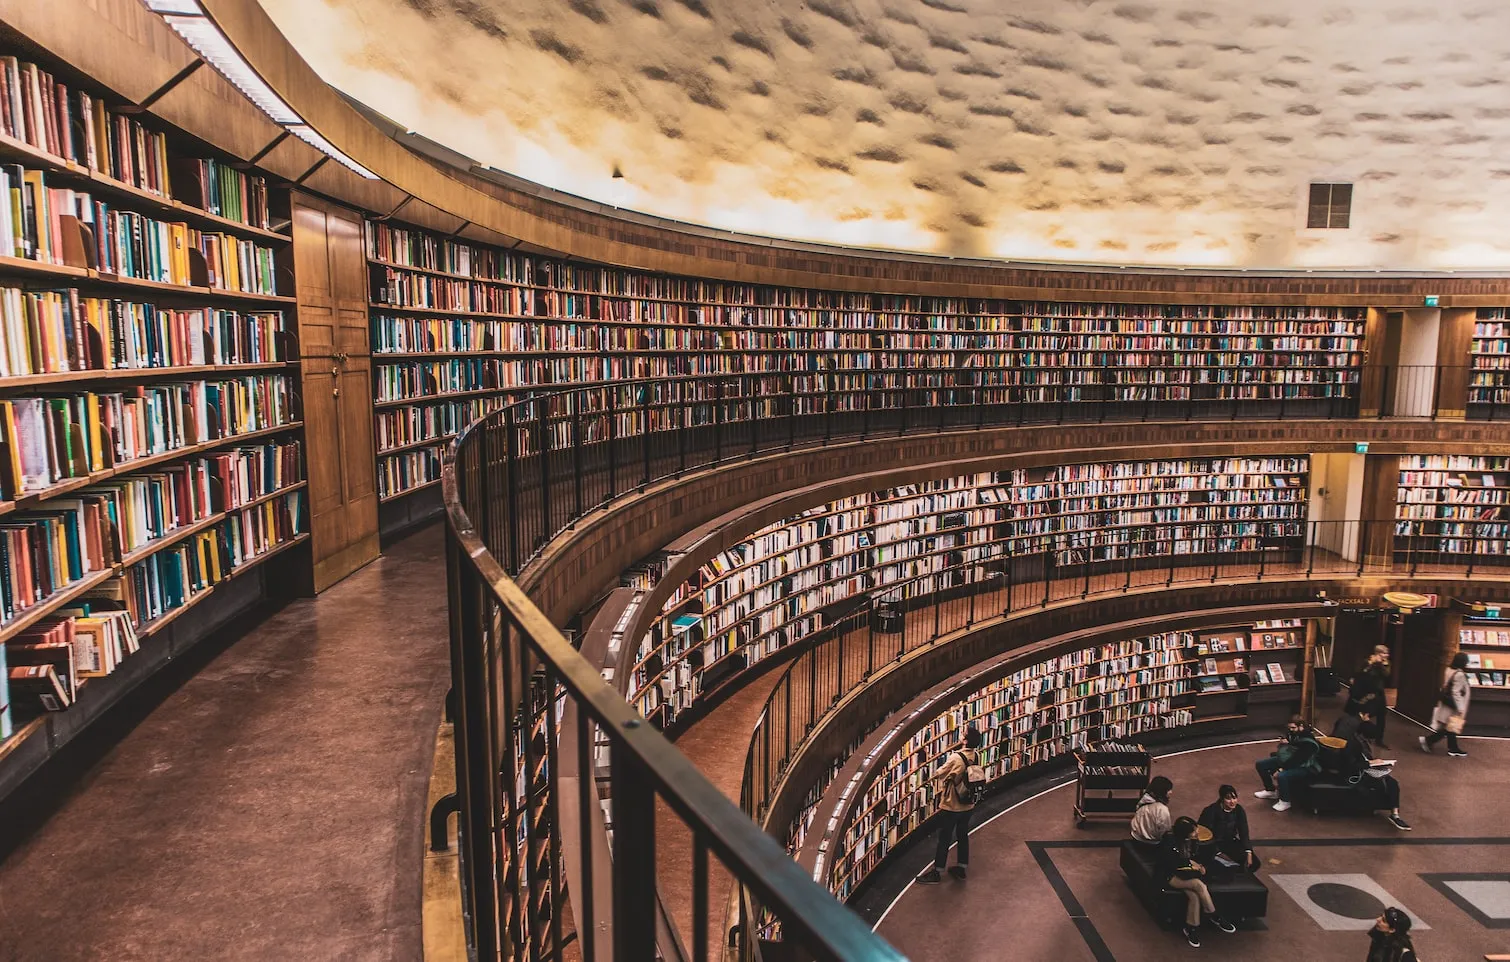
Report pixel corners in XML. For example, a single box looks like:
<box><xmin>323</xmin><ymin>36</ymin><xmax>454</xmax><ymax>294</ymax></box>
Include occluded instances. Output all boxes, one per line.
<box><xmin>1129</xmin><ymin>793</ymin><xmax>1171</xmax><ymax>844</ymax></box>
<box><xmin>1430</xmin><ymin>667</ymin><xmax>1471</xmax><ymax>728</ymax></box>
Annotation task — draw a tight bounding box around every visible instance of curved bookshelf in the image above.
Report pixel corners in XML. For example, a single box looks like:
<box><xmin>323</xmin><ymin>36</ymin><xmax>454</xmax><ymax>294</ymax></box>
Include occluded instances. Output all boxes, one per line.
<box><xmin>629</xmin><ymin>456</ymin><xmax>1309</xmax><ymax>729</ymax></box>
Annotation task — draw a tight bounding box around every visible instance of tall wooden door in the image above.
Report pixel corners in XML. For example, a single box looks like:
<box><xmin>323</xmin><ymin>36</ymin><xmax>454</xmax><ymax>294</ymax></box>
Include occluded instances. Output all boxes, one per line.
<box><xmin>292</xmin><ymin>192</ymin><xmax>380</xmax><ymax>591</ymax></box>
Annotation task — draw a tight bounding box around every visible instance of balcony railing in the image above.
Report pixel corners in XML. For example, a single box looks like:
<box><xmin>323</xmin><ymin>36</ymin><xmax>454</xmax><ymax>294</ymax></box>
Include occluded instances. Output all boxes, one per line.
<box><xmin>441</xmin><ymin>366</ymin><xmax>1501</xmax><ymax>960</ymax></box>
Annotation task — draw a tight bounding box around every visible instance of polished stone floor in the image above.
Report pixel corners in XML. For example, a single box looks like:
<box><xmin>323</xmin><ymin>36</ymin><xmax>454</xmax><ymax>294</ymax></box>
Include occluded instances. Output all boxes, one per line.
<box><xmin>0</xmin><ymin>526</ymin><xmax>451</xmax><ymax>962</ymax></box>
<box><xmin>873</xmin><ymin>736</ymin><xmax>1510</xmax><ymax>962</ymax></box>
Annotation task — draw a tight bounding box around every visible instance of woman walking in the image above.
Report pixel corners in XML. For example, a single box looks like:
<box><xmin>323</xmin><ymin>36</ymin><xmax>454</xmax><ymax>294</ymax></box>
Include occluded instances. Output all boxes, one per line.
<box><xmin>1420</xmin><ymin>651</ymin><xmax>1471</xmax><ymax>757</ymax></box>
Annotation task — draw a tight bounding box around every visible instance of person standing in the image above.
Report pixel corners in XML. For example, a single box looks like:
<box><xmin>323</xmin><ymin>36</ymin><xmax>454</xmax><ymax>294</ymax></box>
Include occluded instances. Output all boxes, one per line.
<box><xmin>1346</xmin><ymin>646</ymin><xmax>1391</xmax><ymax>747</ymax></box>
<box><xmin>1365</xmin><ymin>907</ymin><xmax>1417</xmax><ymax>962</ymax></box>
<box><xmin>1130</xmin><ymin>775</ymin><xmax>1174</xmax><ymax>845</ymax></box>
<box><xmin>1254</xmin><ymin>715</ymin><xmax>1320</xmax><ymax>811</ymax></box>
<box><xmin>1420</xmin><ymin>651</ymin><xmax>1471</xmax><ymax>758</ymax></box>
<box><xmin>1198</xmin><ymin>785</ymin><xmax>1260</xmax><ymax>871</ymax></box>
<box><xmin>1155</xmin><ymin>817</ymin><xmax>1236</xmax><ymax>947</ymax></box>
<box><xmin>914</xmin><ymin>726</ymin><xmax>982</xmax><ymax>884</ymax></box>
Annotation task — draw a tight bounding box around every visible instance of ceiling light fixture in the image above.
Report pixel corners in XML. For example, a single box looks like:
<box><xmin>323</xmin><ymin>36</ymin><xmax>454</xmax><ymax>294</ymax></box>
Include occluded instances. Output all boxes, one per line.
<box><xmin>141</xmin><ymin>0</ymin><xmax>378</xmax><ymax>178</ymax></box>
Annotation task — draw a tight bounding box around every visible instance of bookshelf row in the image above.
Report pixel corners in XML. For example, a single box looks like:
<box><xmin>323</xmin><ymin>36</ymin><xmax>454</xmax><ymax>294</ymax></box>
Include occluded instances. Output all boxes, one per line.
<box><xmin>1396</xmin><ymin>455</ymin><xmax>1510</xmax><ymax>555</ymax></box>
<box><xmin>365</xmin><ymin>219</ymin><xmax>1366</xmax><ymax>503</ymax></box>
<box><xmin>1459</xmin><ymin>617</ymin><xmax>1510</xmax><ymax>692</ymax></box>
<box><xmin>0</xmin><ymin>47</ymin><xmax>310</xmax><ymax>756</ymax></box>
<box><xmin>1471</xmin><ymin>309</ymin><xmax>1510</xmax><ymax>407</ymax></box>
<box><xmin>629</xmin><ymin>457</ymin><xmax>1309</xmax><ymax>726</ymax></box>
<box><xmin>824</xmin><ymin>619</ymin><xmax>1305</xmax><ymax>900</ymax></box>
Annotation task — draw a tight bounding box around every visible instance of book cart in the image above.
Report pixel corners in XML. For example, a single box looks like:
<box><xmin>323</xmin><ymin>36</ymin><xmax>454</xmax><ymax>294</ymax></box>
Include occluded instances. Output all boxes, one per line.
<box><xmin>1073</xmin><ymin>742</ymin><xmax>1152</xmax><ymax>826</ymax></box>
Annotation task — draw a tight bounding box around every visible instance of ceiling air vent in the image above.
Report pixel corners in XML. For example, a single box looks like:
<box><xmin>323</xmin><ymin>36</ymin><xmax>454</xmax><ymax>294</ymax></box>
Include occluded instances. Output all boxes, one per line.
<box><xmin>1307</xmin><ymin>183</ymin><xmax>1352</xmax><ymax>228</ymax></box>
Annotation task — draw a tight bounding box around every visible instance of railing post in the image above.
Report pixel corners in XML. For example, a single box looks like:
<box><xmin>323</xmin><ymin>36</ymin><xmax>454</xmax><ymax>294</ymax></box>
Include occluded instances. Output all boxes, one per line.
<box><xmin>678</xmin><ymin>378</ymin><xmax>688</xmax><ymax>476</ymax></box>
<box><xmin>572</xmin><ymin>399</ymin><xmax>584</xmax><ymax>523</ymax></box>
<box><xmin>607</xmin><ymin>387</ymin><xmax>618</xmax><ymax>501</ymax></box>
<box><xmin>612</xmin><ymin>744</ymin><xmax>658</xmax><ymax>961</ymax></box>
<box><xmin>749</xmin><ymin>374</ymin><xmax>760</xmax><ymax>459</ymax></box>
<box><xmin>714</xmin><ymin>378</ymin><xmax>724</xmax><ymax>463</ymax></box>
<box><xmin>641</xmin><ymin>387</ymin><xmax>652</xmax><ymax>488</ymax></box>
<box><xmin>537</xmin><ymin>399</ymin><xmax>552</xmax><ymax>548</ymax></box>
<box><xmin>505</xmin><ymin>407</ymin><xmax>521</xmax><ymax>575</ymax></box>
<box><xmin>786</xmin><ymin>372</ymin><xmax>796</xmax><ymax>451</ymax></box>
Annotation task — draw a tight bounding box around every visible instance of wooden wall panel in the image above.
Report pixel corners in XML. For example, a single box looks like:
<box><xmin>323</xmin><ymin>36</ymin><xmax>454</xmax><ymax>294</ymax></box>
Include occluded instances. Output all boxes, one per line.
<box><xmin>1360</xmin><ymin>454</ymin><xmax>1401</xmax><ymax>567</ymax></box>
<box><xmin>1435</xmin><ymin>307</ymin><xmax>1476</xmax><ymax>418</ymax></box>
<box><xmin>291</xmin><ymin>192</ymin><xmax>379</xmax><ymax>590</ymax></box>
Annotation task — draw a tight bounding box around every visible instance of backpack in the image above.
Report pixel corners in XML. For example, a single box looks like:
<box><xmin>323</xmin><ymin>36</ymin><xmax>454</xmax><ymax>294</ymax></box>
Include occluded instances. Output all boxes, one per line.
<box><xmin>952</xmin><ymin>750</ymin><xmax>987</xmax><ymax>806</ymax></box>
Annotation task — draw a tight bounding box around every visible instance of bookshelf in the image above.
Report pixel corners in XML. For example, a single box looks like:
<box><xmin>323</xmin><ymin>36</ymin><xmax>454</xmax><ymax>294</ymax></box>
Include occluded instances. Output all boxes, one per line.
<box><xmin>1470</xmin><ymin>308</ymin><xmax>1510</xmax><ymax>414</ymax></box>
<box><xmin>0</xmin><ymin>48</ymin><xmax>308</xmax><ymax>775</ymax></box>
<box><xmin>1456</xmin><ymin>612</ymin><xmax>1510</xmax><ymax>727</ymax></box>
<box><xmin>1395</xmin><ymin>455</ymin><xmax>1510</xmax><ymax>561</ymax></box>
<box><xmin>822</xmin><ymin>617</ymin><xmax>1306</xmax><ymax>901</ymax></box>
<box><xmin>630</xmin><ymin>456</ymin><xmax>1308</xmax><ymax>729</ymax></box>
<box><xmin>365</xmin><ymin>216</ymin><xmax>1360</xmax><ymax>514</ymax></box>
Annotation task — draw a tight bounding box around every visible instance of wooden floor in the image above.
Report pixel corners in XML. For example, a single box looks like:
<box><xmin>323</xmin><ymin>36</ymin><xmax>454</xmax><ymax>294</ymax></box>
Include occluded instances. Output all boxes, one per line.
<box><xmin>0</xmin><ymin>526</ymin><xmax>452</xmax><ymax>962</ymax></box>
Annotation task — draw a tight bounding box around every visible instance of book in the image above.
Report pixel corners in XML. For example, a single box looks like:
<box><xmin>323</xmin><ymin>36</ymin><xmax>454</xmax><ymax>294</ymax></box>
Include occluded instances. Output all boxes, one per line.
<box><xmin>8</xmin><ymin>663</ymin><xmax>72</xmax><ymax>713</ymax></box>
<box><xmin>1253</xmin><ymin>667</ymin><xmax>1270</xmax><ymax>684</ymax></box>
<box><xmin>1267</xmin><ymin>662</ymin><xmax>1286</xmax><ymax>683</ymax></box>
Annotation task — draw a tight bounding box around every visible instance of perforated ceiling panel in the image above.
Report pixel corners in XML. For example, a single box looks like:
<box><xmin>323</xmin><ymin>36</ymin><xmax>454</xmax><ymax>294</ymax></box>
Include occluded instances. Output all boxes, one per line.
<box><xmin>260</xmin><ymin>0</ymin><xmax>1510</xmax><ymax>269</ymax></box>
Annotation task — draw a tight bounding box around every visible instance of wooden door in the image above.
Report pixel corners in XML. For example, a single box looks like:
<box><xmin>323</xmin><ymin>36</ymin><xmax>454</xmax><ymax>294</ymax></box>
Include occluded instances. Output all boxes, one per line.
<box><xmin>293</xmin><ymin>192</ymin><xmax>380</xmax><ymax>591</ymax></box>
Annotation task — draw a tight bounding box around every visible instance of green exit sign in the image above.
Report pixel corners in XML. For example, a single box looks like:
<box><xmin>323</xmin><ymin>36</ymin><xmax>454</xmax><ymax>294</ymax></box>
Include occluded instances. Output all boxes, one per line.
<box><xmin>1355</xmin><ymin>442</ymin><xmax>1369</xmax><ymax>454</ymax></box>
<box><xmin>1424</xmin><ymin>295</ymin><xmax>1440</xmax><ymax>307</ymax></box>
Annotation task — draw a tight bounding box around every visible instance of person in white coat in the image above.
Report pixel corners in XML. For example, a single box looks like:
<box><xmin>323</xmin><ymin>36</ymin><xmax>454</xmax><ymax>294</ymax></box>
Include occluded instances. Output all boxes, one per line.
<box><xmin>1420</xmin><ymin>651</ymin><xmax>1470</xmax><ymax>758</ymax></box>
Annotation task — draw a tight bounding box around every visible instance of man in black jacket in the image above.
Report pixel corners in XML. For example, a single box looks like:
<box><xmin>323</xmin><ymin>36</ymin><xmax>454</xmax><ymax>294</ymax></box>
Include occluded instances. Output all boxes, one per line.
<box><xmin>1198</xmin><ymin>785</ymin><xmax>1260</xmax><ymax>872</ymax></box>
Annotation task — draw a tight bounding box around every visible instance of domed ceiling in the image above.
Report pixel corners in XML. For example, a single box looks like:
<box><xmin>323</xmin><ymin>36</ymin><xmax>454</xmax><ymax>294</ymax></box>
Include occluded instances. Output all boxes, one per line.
<box><xmin>259</xmin><ymin>0</ymin><xmax>1510</xmax><ymax>270</ymax></box>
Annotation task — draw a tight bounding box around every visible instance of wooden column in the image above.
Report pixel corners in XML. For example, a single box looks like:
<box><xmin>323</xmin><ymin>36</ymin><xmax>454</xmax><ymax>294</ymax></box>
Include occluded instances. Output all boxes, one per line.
<box><xmin>1433</xmin><ymin>307</ymin><xmax>1475</xmax><ymax>419</ymax></box>
<box><xmin>1357</xmin><ymin>307</ymin><xmax>1393</xmax><ymax>418</ymax></box>
<box><xmin>1395</xmin><ymin>608</ymin><xmax>1454</xmax><ymax>726</ymax></box>
<box><xmin>292</xmin><ymin>192</ymin><xmax>381</xmax><ymax>591</ymax></box>
<box><xmin>1360</xmin><ymin>454</ymin><xmax>1399</xmax><ymax>569</ymax></box>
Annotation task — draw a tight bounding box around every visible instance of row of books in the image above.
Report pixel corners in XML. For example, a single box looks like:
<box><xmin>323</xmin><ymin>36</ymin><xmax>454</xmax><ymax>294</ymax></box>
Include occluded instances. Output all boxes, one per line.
<box><xmin>1</xmin><ymin>166</ymin><xmax>279</xmax><ymax>294</ymax></box>
<box><xmin>374</xmin><ymin>358</ymin><xmax>529</xmax><ymax>403</ymax></box>
<box><xmin>1461</xmin><ymin>629</ymin><xmax>1510</xmax><ymax>648</ymax></box>
<box><xmin>374</xmin><ymin>396</ymin><xmax>504</xmax><ymax>454</ymax></box>
<box><xmin>3</xmin><ymin>607</ymin><xmax>139</xmax><ymax>737</ymax></box>
<box><xmin>0</xmin><ymin>285</ymin><xmax>286</xmax><ymax>377</ymax></box>
<box><xmin>364</xmin><ymin>224</ymin><xmax>1370</xmax><ymax>323</ymax></box>
<box><xmin>1</xmin><ymin>55</ymin><xmax>169</xmax><ymax>198</ymax></box>
<box><xmin>0</xmin><ymin>374</ymin><xmax>297</xmax><ymax>499</ymax></box>
<box><xmin>377</xmin><ymin>447</ymin><xmax>442</xmax><ymax>500</ymax></box>
<box><xmin>0</xmin><ymin>441</ymin><xmax>300</xmax><ymax>624</ymax></box>
<box><xmin>0</xmin><ymin>55</ymin><xmax>274</xmax><ymax>231</ymax></box>
<box><xmin>1397</xmin><ymin>456</ymin><xmax>1510</xmax><ymax>555</ymax></box>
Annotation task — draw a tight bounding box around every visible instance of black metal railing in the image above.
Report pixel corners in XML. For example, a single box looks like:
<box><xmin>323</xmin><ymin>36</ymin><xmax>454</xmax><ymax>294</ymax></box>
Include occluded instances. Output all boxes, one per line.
<box><xmin>441</xmin><ymin>364</ymin><xmax>1498</xmax><ymax>961</ymax></box>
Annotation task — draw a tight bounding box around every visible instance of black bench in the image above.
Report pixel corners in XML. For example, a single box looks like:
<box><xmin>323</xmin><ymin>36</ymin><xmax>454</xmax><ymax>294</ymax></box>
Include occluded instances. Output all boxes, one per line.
<box><xmin>1120</xmin><ymin>840</ymin><xmax>1269</xmax><ymax>927</ymax></box>
<box><xmin>1290</xmin><ymin>770</ymin><xmax>1394</xmax><ymax>815</ymax></box>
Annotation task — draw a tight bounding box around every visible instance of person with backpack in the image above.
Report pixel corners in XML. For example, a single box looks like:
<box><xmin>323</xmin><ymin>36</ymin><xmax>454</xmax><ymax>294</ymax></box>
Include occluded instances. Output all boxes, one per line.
<box><xmin>1365</xmin><ymin>907</ymin><xmax>1418</xmax><ymax>962</ymax></box>
<box><xmin>914</xmin><ymin>726</ymin><xmax>985</xmax><ymax>884</ymax></box>
<box><xmin>1254</xmin><ymin>715</ymin><xmax>1321</xmax><ymax>811</ymax></box>
<box><xmin>1420</xmin><ymin>650</ymin><xmax>1471</xmax><ymax>758</ymax></box>
<box><xmin>1156</xmin><ymin>817</ymin><xmax>1237</xmax><ymax>947</ymax></box>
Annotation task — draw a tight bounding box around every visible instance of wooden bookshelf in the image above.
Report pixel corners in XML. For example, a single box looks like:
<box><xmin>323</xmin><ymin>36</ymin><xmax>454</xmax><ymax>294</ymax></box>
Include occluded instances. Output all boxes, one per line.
<box><xmin>0</xmin><ymin>45</ymin><xmax>311</xmax><ymax>761</ymax></box>
<box><xmin>1470</xmin><ymin>308</ymin><xmax>1510</xmax><ymax>414</ymax></box>
<box><xmin>630</xmin><ymin>457</ymin><xmax>1308</xmax><ymax>729</ymax></box>
<box><xmin>822</xmin><ymin>617</ymin><xmax>1307</xmax><ymax>900</ymax></box>
<box><xmin>1395</xmin><ymin>455</ymin><xmax>1510</xmax><ymax>561</ymax></box>
<box><xmin>365</xmin><ymin>218</ymin><xmax>1363</xmax><ymax>507</ymax></box>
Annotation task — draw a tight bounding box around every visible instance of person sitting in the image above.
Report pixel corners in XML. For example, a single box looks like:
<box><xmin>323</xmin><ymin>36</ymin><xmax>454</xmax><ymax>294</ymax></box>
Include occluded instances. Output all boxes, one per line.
<box><xmin>1155</xmin><ymin>817</ymin><xmax>1236</xmax><ymax>947</ymax></box>
<box><xmin>1130</xmin><ymin>775</ymin><xmax>1174</xmax><ymax>845</ymax></box>
<box><xmin>1254</xmin><ymin>715</ymin><xmax>1320</xmax><ymax>812</ymax></box>
<box><xmin>1337</xmin><ymin>712</ymin><xmax>1411</xmax><ymax>831</ymax></box>
<box><xmin>1332</xmin><ymin>708</ymin><xmax>1378</xmax><ymax>745</ymax></box>
<box><xmin>1197</xmin><ymin>785</ymin><xmax>1260</xmax><ymax>872</ymax></box>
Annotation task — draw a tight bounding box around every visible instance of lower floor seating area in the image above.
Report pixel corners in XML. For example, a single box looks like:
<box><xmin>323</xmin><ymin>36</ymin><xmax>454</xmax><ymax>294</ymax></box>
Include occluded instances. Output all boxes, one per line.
<box><xmin>866</xmin><ymin>734</ymin><xmax>1510</xmax><ymax>961</ymax></box>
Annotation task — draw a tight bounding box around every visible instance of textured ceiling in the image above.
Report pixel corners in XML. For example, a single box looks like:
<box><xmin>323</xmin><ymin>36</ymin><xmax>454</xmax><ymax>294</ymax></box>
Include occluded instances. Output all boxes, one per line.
<box><xmin>260</xmin><ymin>0</ymin><xmax>1510</xmax><ymax>269</ymax></box>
